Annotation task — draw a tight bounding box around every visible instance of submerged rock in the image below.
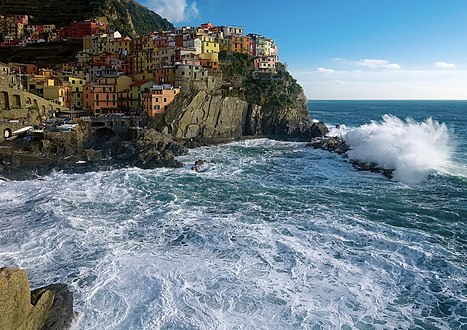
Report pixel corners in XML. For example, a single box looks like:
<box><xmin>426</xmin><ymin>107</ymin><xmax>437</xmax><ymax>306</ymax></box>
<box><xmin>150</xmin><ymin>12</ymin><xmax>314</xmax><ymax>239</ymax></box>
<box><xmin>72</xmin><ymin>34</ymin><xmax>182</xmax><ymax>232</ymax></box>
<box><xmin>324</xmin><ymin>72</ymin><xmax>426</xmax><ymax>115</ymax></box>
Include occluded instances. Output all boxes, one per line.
<box><xmin>0</xmin><ymin>267</ymin><xmax>74</xmax><ymax>330</ymax></box>
<box><xmin>349</xmin><ymin>160</ymin><xmax>394</xmax><ymax>178</ymax></box>
<box><xmin>308</xmin><ymin>136</ymin><xmax>349</xmax><ymax>155</ymax></box>
<box><xmin>191</xmin><ymin>159</ymin><xmax>212</xmax><ymax>173</ymax></box>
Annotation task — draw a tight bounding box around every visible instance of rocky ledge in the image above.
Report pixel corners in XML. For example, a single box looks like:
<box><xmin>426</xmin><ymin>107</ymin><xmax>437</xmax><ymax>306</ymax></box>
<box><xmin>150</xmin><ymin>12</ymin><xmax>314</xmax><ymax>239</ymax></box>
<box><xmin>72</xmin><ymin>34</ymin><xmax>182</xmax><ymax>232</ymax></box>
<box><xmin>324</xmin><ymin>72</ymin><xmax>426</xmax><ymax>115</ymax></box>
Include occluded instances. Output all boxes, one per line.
<box><xmin>307</xmin><ymin>123</ymin><xmax>394</xmax><ymax>179</ymax></box>
<box><xmin>0</xmin><ymin>267</ymin><xmax>74</xmax><ymax>330</ymax></box>
<box><xmin>0</xmin><ymin>125</ymin><xmax>188</xmax><ymax>181</ymax></box>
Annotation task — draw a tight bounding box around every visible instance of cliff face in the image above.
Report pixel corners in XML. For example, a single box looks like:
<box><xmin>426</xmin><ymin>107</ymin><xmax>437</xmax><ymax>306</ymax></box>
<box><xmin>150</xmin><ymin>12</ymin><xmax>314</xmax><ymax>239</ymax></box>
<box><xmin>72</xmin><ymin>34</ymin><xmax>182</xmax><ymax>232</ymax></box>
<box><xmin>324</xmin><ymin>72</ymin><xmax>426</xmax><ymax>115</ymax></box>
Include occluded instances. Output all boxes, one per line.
<box><xmin>0</xmin><ymin>0</ymin><xmax>173</xmax><ymax>36</ymax></box>
<box><xmin>165</xmin><ymin>90</ymin><xmax>311</xmax><ymax>142</ymax></box>
<box><xmin>165</xmin><ymin>53</ymin><xmax>313</xmax><ymax>143</ymax></box>
<box><xmin>165</xmin><ymin>92</ymin><xmax>248</xmax><ymax>142</ymax></box>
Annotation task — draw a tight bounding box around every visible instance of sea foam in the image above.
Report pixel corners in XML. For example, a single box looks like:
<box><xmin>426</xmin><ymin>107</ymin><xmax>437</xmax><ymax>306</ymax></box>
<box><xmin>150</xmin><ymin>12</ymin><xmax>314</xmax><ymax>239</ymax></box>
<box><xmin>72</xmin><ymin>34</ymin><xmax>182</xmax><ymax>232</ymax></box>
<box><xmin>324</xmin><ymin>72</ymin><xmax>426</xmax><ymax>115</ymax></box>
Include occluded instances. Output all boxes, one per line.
<box><xmin>344</xmin><ymin>115</ymin><xmax>454</xmax><ymax>183</ymax></box>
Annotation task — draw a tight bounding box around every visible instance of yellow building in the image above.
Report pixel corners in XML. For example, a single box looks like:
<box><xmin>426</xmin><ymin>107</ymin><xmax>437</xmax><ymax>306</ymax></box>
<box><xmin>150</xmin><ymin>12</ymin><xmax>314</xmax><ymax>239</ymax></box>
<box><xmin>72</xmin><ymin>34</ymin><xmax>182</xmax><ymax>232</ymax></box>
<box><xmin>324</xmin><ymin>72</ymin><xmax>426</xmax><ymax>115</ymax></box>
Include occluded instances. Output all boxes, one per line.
<box><xmin>43</xmin><ymin>79</ymin><xmax>71</xmax><ymax>108</ymax></box>
<box><xmin>67</xmin><ymin>77</ymin><xmax>86</xmax><ymax>108</ymax></box>
<box><xmin>117</xmin><ymin>36</ymin><xmax>132</xmax><ymax>58</ymax></box>
<box><xmin>42</xmin><ymin>24</ymin><xmax>56</xmax><ymax>34</ymax></box>
<box><xmin>96</xmin><ymin>75</ymin><xmax>132</xmax><ymax>93</ymax></box>
<box><xmin>199</xmin><ymin>35</ymin><xmax>219</xmax><ymax>54</ymax></box>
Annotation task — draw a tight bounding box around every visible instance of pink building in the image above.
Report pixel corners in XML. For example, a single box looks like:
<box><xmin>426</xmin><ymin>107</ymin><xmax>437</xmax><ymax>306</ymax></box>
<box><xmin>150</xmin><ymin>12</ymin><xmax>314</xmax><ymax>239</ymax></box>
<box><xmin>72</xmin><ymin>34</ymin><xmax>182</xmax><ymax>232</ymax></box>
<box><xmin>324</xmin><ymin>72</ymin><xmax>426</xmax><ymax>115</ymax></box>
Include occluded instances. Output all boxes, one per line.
<box><xmin>254</xmin><ymin>56</ymin><xmax>277</xmax><ymax>73</ymax></box>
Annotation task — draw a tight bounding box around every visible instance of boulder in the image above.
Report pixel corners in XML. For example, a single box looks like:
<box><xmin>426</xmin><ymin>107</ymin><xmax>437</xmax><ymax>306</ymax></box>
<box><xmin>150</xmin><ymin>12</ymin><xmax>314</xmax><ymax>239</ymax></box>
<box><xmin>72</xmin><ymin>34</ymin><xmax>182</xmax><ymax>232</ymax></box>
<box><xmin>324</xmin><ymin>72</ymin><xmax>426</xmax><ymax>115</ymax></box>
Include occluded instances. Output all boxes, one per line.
<box><xmin>0</xmin><ymin>267</ymin><xmax>54</xmax><ymax>330</ymax></box>
<box><xmin>0</xmin><ymin>268</ymin><xmax>75</xmax><ymax>330</ymax></box>
<box><xmin>31</xmin><ymin>284</ymin><xmax>74</xmax><ymax>330</ymax></box>
<box><xmin>309</xmin><ymin>121</ymin><xmax>329</xmax><ymax>138</ymax></box>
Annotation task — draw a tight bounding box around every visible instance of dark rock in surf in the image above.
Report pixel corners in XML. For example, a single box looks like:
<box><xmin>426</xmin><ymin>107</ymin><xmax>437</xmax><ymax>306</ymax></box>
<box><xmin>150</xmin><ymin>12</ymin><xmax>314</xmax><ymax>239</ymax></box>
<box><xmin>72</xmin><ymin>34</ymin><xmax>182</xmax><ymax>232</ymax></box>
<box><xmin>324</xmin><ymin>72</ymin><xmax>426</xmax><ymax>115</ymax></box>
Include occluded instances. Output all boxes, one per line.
<box><xmin>309</xmin><ymin>121</ymin><xmax>329</xmax><ymax>138</ymax></box>
<box><xmin>306</xmin><ymin>122</ymin><xmax>394</xmax><ymax>178</ymax></box>
<box><xmin>191</xmin><ymin>159</ymin><xmax>210</xmax><ymax>173</ymax></box>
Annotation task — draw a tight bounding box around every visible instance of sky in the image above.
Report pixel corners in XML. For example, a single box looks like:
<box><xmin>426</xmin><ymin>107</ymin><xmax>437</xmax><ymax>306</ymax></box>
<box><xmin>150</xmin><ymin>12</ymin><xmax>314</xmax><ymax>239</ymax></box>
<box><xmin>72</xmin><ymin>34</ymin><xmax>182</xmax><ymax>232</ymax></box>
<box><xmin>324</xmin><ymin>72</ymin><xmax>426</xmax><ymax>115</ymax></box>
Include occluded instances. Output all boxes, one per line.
<box><xmin>140</xmin><ymin>0</ymin><xmax>467</xmax><ymax>100</ymax></box>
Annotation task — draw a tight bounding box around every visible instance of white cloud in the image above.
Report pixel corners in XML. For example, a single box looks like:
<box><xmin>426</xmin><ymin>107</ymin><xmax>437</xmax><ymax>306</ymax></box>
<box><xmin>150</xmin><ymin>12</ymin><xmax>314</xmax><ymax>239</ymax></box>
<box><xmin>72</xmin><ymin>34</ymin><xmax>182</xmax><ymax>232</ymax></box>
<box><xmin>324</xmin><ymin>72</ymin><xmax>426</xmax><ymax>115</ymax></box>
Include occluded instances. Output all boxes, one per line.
<box><xmin>317</xmin><ymin>67</ymin><xmax>335</xmax><ymax>73</ymax></box>
<box><xmin>146</xmin><ymin>0</ymin><xmax>199</xmax><ymax>23</ymax></box>
<box><xmin>433</xmin><ymin>61</ymin><xmax>456</xmax><ymax>68</ymax></box>
<box><xmin>291</xmin><ymin>68</ymin><xmax>467</xmax><ymax>100</ymax></box>
<box><xmin>357</xmin><ymin>59</ymin><xmax>401</xmax><ymax>70</ymax></box>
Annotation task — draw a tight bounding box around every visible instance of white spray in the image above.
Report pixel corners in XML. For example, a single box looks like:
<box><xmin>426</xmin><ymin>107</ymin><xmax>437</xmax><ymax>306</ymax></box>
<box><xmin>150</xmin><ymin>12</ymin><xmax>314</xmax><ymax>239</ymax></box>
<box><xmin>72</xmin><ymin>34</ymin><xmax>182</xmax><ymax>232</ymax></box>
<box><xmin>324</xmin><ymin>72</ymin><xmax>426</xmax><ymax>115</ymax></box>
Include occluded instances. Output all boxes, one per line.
<box><xmin>344</xmin><ymin>115</ymin><xmax>454</xmax><ymax>183</ymax></box>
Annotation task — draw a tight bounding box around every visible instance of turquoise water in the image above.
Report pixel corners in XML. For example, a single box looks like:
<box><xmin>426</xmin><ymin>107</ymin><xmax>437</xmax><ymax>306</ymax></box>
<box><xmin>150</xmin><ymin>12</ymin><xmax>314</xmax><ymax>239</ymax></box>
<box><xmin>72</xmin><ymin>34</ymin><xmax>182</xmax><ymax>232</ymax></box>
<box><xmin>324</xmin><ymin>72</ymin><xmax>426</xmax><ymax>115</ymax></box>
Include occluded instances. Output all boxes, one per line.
<box><xmin>0</xmin><ymin>101</ymin><xmax>466</xmax><ymax>329</ymax></box>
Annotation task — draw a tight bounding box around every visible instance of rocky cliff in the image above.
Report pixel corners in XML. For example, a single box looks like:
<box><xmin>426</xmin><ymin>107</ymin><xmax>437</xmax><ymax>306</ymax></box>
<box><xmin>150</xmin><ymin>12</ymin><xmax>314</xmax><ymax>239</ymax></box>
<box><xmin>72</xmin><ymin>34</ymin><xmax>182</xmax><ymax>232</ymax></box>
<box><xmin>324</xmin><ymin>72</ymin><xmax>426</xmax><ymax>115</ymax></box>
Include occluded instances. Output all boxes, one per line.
<box><xmin>0</xmin><ymin>0</ymin><xmax>173</xmax><ymax>36</ymax></box>
<box><xmin>164</xmin><ymin>52</ymin><xmax>314</xmax><ymax>143</ymax></box>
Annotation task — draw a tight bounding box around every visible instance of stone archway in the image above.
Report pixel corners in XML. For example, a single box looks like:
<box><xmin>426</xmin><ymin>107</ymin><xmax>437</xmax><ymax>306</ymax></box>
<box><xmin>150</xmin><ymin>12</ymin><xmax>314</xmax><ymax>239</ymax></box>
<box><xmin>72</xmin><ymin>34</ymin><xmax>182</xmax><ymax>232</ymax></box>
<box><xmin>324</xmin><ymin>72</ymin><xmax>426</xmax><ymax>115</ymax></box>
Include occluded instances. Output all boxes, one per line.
<box><xmin>94</xmin><ymin>127</ymin><xmax>116</xmax><ymax>141</ymax></box>
<box><xmin>1</xmin><ymin>91</ymin><xmax>9</xmax><ymax>110</ymax></box>
<box><xmin>26</xmin><ymin>97</ymin><xmax>31</xmax><ymax>105</ymax></box>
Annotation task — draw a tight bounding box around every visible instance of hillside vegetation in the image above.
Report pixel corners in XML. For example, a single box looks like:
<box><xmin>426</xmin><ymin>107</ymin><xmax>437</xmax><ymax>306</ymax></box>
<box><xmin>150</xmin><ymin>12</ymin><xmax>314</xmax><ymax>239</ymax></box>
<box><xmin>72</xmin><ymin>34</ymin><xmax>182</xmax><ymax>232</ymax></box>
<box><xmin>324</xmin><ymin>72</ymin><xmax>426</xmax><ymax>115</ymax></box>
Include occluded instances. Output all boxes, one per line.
<box><xmin>0</xmin><ymin>0</ymin><xmax>173</xmax><ymax>36</ymax></box>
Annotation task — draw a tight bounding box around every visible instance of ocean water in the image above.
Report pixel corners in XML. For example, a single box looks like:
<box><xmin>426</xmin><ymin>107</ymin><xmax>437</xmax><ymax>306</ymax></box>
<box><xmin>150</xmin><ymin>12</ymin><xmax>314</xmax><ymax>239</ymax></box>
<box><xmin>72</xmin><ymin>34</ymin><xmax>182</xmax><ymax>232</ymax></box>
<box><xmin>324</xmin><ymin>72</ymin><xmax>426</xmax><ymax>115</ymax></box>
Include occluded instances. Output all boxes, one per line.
<box><xmin>1</xmin><ymin>100</ymin><xmax>466</xmax><ymax>329</ymax></box>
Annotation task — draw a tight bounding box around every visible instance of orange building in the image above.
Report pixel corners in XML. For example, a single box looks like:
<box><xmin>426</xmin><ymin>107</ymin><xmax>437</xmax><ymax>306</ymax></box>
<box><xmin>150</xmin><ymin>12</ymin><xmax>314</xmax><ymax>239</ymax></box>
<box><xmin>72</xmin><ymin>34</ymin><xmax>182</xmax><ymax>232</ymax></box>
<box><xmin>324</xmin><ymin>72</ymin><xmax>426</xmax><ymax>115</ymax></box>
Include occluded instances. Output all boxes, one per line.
<box><xmin>142</xmin><ymin>84</ymin><xmax>180</xmax><ymax>116</ymax></box>
<box><xmin>83</xmin><ymin>83</ymin><xmax>118</xmax><ymax>115</ymax></box>
<box><xmin>226</xmin><ymin>35</ymin><xmax>252</xmax><ymax>55</ymax></box>
<box><xmin>154</xmin><ymin>66</ymin><xmax>176</xmax><ymax>85</ymax></box>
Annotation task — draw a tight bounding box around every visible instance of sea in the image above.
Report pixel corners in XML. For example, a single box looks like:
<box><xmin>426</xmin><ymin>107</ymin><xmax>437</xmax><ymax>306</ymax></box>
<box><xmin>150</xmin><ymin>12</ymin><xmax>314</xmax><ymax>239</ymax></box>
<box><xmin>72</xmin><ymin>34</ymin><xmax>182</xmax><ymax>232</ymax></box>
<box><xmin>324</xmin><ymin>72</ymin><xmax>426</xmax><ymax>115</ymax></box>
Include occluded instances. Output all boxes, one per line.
<box><xmin>0</xmin><ymin>100</ymin><xmax>466</xmax><ymax>329</ymax></box>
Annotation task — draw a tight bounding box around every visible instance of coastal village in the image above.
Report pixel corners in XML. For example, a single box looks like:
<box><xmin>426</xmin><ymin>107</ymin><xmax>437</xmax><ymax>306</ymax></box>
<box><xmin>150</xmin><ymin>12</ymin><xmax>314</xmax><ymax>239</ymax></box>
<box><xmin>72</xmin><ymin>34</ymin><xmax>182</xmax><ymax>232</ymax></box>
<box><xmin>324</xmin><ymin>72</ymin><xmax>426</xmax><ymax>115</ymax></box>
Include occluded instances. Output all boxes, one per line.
<box><xmin>0</xmin><ymin>15</ymin><xmax>279</xmax><ymax>141</ymax></box>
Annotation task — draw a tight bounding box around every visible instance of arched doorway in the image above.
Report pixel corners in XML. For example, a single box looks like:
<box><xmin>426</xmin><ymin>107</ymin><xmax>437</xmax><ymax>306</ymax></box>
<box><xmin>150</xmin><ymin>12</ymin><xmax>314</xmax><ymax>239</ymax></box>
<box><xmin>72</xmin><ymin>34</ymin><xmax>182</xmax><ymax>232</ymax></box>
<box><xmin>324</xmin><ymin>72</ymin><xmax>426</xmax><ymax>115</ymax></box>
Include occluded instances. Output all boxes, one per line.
<box><xmin>3</xmin><ymin>128</ymin><xmax>12</xmax><ymax>139</ymax></box>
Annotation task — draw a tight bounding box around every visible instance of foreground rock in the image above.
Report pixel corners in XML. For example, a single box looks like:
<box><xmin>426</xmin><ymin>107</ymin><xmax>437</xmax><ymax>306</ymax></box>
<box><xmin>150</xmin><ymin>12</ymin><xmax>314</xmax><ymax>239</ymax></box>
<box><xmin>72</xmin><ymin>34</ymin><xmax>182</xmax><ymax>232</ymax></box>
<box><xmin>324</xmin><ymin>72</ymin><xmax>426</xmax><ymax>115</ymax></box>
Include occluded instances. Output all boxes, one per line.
<box><xmin>0</xmin><ymin>267</ymin><xmax>74</xmax><ymax>330</ymax></box>
<box><xmin>0</xmin><ymin>126</ymin><xmax>188</xmax><ymax>181</ymax></box>
<box><xmin>307</xmin><ymin>125</ymin><xmax>394</xmax><ymax>179</ymax></box>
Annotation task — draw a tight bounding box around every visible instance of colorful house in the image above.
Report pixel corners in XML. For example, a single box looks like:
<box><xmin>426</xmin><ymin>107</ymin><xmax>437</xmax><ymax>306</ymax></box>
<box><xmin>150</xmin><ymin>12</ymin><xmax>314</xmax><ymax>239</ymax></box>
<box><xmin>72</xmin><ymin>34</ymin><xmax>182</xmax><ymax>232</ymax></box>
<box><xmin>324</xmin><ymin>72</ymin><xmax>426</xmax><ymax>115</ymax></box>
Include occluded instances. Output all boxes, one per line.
<box><xmin>142</xmin><ymin>84</ymin><xmax>180</xmax><ymax>116</ymax></box>
<box><xmin>59</xmin><ymin>20</ymin><xmax>106</xmax><ymax>39</ymax></box>
<box><xmin>129</xmin><ymin>80</ymin><xmax>155</xmax><ymax>110</ymax></box>
<box><xmin>224</xmin><ymin>35</ymin><xmax>252</xmax><ymax>55</ymax></box>
<box><xmin>83</xmin><ymin>83</ymin><xmax>118</xmax><ymax>114</ymax></box>
<box><xmin>66</xmin><ymin>77</ymin><xmax>86</xmax><ymax>108</ymax></box>
<box><xmin>254</xmin><ymin>56</ymin><xmax>277</xmax><ymax>74</ymax></box>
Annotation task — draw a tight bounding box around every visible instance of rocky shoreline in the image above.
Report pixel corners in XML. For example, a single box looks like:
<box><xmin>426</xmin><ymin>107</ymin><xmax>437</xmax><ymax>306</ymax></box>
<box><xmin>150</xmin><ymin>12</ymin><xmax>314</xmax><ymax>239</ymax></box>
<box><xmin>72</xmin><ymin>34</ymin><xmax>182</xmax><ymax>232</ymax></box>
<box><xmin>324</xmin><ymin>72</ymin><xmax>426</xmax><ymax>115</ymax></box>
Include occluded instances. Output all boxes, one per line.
<box><xmin>307</xmin><ymin>133</ymin><xmax>394</xmax><ymax>179</ymax></box>
<box><xmin>0</xmin><ymin>121</ymin><xmax>396</xmax><ymax>181</ymax></box>
<box><xmin>0</xmin><ymin>126</ymin><xmax>189</xmax><ymax>181</ymax></box>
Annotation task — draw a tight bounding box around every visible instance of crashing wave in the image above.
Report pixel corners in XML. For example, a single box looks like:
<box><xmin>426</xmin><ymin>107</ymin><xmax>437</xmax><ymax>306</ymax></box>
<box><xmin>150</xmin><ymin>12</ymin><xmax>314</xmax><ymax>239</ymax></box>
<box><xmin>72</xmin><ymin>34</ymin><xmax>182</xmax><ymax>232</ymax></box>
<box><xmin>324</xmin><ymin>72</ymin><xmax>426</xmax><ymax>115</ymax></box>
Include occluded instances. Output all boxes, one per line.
<box><xmin>344</xmin><ymin>115</ymin><xmax>455</xmax><ymax>183</ymax></box>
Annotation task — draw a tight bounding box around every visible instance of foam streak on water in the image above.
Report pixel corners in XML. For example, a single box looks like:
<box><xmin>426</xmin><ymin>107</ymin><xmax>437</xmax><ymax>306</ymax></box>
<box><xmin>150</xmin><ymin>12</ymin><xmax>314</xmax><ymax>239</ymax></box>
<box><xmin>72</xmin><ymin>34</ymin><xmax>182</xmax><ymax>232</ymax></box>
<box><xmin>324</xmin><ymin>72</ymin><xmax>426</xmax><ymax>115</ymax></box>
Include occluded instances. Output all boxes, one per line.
<box><xmin>0</xmin><ymin>137</ymin><xmax>466</xmax><ymax>329</ymax></box>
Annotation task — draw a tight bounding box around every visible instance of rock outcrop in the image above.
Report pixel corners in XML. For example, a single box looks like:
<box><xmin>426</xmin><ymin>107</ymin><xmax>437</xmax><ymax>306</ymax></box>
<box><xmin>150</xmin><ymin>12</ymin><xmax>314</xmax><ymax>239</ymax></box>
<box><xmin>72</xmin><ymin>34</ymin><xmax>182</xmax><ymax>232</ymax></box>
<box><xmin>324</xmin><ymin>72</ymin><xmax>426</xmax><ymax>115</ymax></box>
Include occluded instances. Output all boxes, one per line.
<box><xmin>164</xmin><ymin>55</ymin><xmax>315</xmax><ymax>143</ymax></box>
<box><xmin>0</xmin><ymin>267</ymin><xmax>74</xmax><ymax>330</ymax></box>
<box><xmin>0</xmin><ymin>125</ymin><xmax>188</xmax><ymax>180</ymax></box>
<box><xmin>307</xmin><ymin>124</ymin><xmax>394</xmax><ymax>178</ymax></box>
<box><xmin>165</xmin><ymin>91</ymin><xmax>248</xmax><ymax>143</ymax></box>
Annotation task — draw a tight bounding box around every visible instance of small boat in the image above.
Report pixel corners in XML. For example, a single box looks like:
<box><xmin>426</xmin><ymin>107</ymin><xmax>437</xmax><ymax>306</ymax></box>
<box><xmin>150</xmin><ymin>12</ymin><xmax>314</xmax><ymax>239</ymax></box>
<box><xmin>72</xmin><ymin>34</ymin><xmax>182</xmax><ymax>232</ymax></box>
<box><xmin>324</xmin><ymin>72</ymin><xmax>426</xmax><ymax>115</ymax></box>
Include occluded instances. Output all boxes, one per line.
<box><xmin>12</xmin><ymin>126</ymin><xmax>33</xmax><ymax>135</ymax></box>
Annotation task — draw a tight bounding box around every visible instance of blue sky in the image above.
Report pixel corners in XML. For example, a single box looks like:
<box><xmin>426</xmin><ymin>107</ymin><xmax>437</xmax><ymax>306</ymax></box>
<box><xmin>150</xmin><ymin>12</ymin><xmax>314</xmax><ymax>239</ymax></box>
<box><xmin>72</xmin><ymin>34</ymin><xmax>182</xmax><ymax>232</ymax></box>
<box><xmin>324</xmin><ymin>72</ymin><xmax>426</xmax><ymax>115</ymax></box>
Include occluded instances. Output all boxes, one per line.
<box><xmin>141</xmin><ymin>0</ymin><xmax>467</xmax><ymax>99</ymax></box>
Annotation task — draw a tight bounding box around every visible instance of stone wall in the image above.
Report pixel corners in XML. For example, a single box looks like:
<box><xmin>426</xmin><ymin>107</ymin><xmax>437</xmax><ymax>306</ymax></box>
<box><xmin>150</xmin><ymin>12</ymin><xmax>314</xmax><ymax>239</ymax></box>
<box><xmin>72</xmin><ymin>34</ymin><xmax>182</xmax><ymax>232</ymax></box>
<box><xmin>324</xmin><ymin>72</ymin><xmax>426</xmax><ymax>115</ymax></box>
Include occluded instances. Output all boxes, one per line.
<box><xmin>0</xmin><ymin>79</ymin><xmax>69</xmax><ymax>141</ymax></box>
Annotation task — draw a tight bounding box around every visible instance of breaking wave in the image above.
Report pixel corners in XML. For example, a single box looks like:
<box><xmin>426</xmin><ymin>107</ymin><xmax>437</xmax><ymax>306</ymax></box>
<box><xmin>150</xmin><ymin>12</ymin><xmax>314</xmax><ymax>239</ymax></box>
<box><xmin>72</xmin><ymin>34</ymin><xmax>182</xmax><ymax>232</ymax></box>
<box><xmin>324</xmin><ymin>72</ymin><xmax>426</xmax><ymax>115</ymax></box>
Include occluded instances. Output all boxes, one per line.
<box><xmin>344</xmin><ymin>115</ymin><xmax>456</xmax><ymax>183</ymax></box>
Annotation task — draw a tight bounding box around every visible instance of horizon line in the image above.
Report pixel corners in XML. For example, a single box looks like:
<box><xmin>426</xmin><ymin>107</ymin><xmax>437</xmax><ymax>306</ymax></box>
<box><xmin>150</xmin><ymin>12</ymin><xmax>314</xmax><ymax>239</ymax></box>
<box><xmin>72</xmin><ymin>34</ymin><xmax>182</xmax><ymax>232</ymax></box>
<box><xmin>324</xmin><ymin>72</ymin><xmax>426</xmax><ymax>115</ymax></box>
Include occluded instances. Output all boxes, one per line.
<box><xmin>308</xmin><ymin>99</ymin><xmax>467</xmax><ymax>101</ymax></box>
